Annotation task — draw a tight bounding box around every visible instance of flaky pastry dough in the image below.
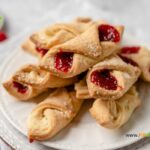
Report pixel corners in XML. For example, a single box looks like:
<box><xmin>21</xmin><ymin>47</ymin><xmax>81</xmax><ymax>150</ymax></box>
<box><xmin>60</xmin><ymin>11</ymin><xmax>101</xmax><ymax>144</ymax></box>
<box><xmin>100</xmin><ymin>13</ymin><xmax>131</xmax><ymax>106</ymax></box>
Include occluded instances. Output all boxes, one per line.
<box><xmin>3</xmin><ymin>64</ymin><xmax>77</xmax><ymax>100</ymax></box>
<box><xmin>40</xmin><ymin>23</ymin><xmax>124</xmax><ymax>78</ymax></box>
<box><xmin>119</xmin><ymin>46</ymin><xmax>150</xmax><ymax>82</ymax></box>
<box><xmin>86</xmin><ymin>55</ymin><xmax>141</xmax><ymax>100</ymax></box>
<box><xmin>89</xmin><ymin>86</ymin><xmax>141</xmax><ymax>129</ymax></box>
<box><xmin>27</xmin><ymin>88</ymin><xmax>83</xmax><ymax>140</ymax></box>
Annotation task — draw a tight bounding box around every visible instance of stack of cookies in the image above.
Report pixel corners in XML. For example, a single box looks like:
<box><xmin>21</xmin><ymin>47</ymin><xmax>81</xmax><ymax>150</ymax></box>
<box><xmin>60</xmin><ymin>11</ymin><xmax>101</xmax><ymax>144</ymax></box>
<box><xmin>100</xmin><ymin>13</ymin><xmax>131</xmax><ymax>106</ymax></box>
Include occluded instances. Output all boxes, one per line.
<box><xmin>3</xmin><ymin>17</ymin><xmax>150</xmax><ymax>141</ymax></box>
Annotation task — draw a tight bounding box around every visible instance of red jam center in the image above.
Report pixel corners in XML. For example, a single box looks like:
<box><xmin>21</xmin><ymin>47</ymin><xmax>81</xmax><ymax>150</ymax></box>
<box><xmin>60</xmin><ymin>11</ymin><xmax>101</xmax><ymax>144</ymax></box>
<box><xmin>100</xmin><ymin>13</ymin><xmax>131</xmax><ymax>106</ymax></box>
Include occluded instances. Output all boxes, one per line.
<box><xmin>55</xmin><ymin>51</ymin><xmax>73</xmax><ymax>72</ymax></box>
<box><xmin>13</xmin><ymin>81</ymin><xmax>28</xmax><ymax>94</ymax></box>
<box><xmin>119</xmin><ymin>55</ymin><xmax>138</xmax><ymax>67</ymax></box>
<box><xmin>121</xmin><ymin>46</ymin><xmax>140</xmax><ymax>54</ymax></box>
<box><xmin>0</xmin><ymin>32</ymin><xmax>7</xmax><ymax>42</ymax></box>
<box><xmin>90</xmin><ymin>69</ymin><xmax>118</xmax><ymax>90</ymax></box>
<box><xmin>36</xmin><ymin>47</ymin><xmax>48</xmax><ymax>56</ymax></box>
<box><xmin>98</xmin><ymin>24</ymin><xmax>120</xmax><ymax>42</ymax></box>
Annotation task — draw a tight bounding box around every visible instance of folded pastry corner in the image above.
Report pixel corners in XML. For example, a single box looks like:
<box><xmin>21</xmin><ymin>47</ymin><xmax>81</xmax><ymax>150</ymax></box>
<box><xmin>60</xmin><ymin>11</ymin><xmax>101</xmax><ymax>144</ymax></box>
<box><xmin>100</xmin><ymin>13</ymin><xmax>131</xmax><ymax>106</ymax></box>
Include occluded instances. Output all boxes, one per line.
<box><xmin>22</xmin><ymin>25</ymin><xmax>75</xmax><ymax>58</ymax></box>
<box><xmin>119</xmin><ymin>46</ymin><xmax>150</xmax><ymax>82</ymax></box>
<box><xmin>75</xmin><ymin>77</ymin><xmax>92</xmax><ymax>99</ymax></box>
<box><xmin>3</xmin><ymin>64</ymin><xmax>77</xmax><ymax>100</ymax></box>
<box><xmin>86</xmin><ymin>55</ymin><xmax>141</xmax><ymax>100</ymax></box>
<box><xmin>12</xmin><ymin>64</ymin><xmax>77</xmax><ymax>88</ymax></box>
<box><xmin>27</xmin><ymin>88</ymin><xmax>83</xmax><ymax>140</ymax></box>
<box><xmin>30</xmin><ymin>24</ymin><xmax>77</xmax><ymax>49</ymax></box>
<box><xmin>89</xmin><ymin>86</ymin><xmax>141</xmax><ymax>129</ymax></box>
<box><xmin>40</xmin><ymin>22</ymin><xmax>124</xmax><ymax>78</ymax></box>
<box><xmin>3</xmin><ymin>79</ymin><xmax>45</xmax><ymax>100</ymax></box>
<box><xmin>22</xmin><ymin>39</ymin><xmax>39</xmax><ymax>57</ymax></box>
<box><xmin>23</xmin><ymin>21</ymin><xmax>93</xmax><ymax>58</ymax></box>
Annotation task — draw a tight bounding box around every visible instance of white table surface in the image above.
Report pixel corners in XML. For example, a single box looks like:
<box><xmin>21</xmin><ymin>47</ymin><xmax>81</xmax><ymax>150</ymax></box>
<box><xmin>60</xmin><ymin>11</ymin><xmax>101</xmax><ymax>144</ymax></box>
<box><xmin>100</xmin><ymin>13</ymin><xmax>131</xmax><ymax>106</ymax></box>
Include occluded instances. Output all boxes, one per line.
<box><xmin>1</xmin><ymin>0</ymin><xmax>150</xmax><ymax>149</ymax></box>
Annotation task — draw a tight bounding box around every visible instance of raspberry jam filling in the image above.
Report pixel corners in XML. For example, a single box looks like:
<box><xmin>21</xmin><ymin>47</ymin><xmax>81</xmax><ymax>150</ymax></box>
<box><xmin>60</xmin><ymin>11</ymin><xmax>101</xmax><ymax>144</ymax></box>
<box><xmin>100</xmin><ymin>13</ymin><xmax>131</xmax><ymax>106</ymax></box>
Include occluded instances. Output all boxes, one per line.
<box><xmin>55</xmin><ymin>51</ymin><xmax>73</xmax><ymax>72</ymax></box>
<box><xmin>121</xmin><ymin>46</ymin><xmax>140</xmax><ymax>54</ymax></box>
<box><xmin>98</xmin><ymin>24</ymin><xmax>120</xmax><ymax>42</ymax></box>
<box><xmin>36</xmin><ymin>47</ymin><xmax>48</xmax><ymax>56</ymax></box>
<box><xmin>0</xmin><ymin>32</ymin><xmax>7</xmax><ymax>42</ymax></box>
<box><xmin>90</xmin><ymin>69</ymin><xmax>118</xmax><ymax>90</ymax></box>
<box><xmin>13</xmin><ymin>81</ymin><xmax>28</xmax><ymax>94</ymax></box>
<box><xmin>119</xmin><ymin>55</ymin><xmax>138</xmax><ymax>67</ymax></box>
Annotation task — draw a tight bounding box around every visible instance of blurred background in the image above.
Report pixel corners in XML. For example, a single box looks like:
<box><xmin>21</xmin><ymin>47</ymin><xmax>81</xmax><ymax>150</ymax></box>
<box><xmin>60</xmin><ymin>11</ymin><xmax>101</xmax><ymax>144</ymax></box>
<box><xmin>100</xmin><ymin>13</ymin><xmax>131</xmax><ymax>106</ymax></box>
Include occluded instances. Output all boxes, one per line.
<box><xmin>0</xmin><ymin>0</ymin><xmax>150</xmax><ymax>45</ymax></box>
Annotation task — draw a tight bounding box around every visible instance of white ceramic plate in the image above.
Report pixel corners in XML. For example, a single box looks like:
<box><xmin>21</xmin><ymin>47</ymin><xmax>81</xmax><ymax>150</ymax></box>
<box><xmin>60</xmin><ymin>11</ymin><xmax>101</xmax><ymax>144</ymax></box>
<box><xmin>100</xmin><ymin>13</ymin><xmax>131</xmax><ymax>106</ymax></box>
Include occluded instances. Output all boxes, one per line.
<box><xmin>0</xmin><ymin>33</ymin><xmax>150</xmax><ymax>150</ymax></box>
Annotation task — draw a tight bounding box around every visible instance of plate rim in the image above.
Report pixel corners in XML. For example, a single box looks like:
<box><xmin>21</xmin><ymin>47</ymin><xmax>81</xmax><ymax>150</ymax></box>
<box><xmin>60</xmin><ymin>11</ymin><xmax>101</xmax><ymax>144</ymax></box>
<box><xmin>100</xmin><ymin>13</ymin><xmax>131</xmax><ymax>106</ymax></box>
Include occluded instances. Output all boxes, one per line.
<box><xmin>0</xmin><ymin>34</ymin><xmax>146</xmax><ymax>150</ymax></box>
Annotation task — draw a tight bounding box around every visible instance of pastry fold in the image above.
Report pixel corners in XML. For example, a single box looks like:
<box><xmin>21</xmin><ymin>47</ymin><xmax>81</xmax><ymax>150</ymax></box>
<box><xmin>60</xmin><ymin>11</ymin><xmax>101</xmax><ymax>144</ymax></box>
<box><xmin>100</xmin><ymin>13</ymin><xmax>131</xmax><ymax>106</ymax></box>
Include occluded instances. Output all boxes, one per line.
<box><xmin>22</xmin><ymin>20</ymin><xmax>93</xmax><ymax>58</ymax></box>
<box><xmin>22</xmin><ymin>39</ymin><xmax>37</xmax><ymax>56</ymax></box>
<box><xmin>3</xmin><ymin>64</ymin><xmax>77</xmax><ymax>100</ymax></box>
<box><xmin>75</xmin><ymin>77</ymin><xmax>92</xmax><ymax>99</ymax></box>
<box><xmin>12</xmin><ymin>64</ymin><xmax>77</xmax><ymax>88</ymax></box>
<box><xmin>89</xmin><ymin>86</ymin><xmax>141</xmax><ymax>129</ymax></box>
<box><xmin>119</xmin><ymin>46</ymin><xmax>150</xmax><ymax>82</ymax></box>
<box><xmin>40</xmin><ymin>23</ymin><xmax>124</xmax><ymax>78</ymax></box>
<box><xmin>27</xmin><ymin>88</ymin><xmax>83</xmax><ymax>140</ymax></box>
<box><xmin>86</xmin><ymin>55</ymin><xmax>141</xmax><ymax>100</ymax></box>
<box><xmin>3</xmin><ymin>80</ymin><xmax>45</xmax><ymax>100</ymax></box>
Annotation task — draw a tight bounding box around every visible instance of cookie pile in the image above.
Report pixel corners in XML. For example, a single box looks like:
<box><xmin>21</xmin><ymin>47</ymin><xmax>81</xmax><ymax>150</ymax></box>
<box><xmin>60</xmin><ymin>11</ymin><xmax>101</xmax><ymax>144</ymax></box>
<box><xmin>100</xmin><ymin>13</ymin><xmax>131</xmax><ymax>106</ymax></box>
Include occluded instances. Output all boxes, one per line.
<box><xmin>3</xmin><ymin>17</ymin><xmax>150</xmax><ymax>141</ymax></box>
